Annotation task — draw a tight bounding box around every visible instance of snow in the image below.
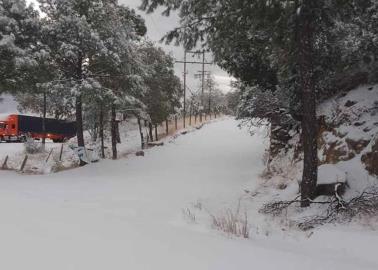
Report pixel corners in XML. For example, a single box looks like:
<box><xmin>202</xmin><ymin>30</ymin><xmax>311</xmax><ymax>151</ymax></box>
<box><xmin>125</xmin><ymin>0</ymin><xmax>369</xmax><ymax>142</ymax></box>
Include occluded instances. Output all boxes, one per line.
<box><xmin>0</xmin><ymin>119</ymin><xmax>377</xmax><ymax>269</ymax></box>
<box><xmin>318</xmin><ymin>164</ymin><xmax>347</xmax><ymax>184</ymax></box>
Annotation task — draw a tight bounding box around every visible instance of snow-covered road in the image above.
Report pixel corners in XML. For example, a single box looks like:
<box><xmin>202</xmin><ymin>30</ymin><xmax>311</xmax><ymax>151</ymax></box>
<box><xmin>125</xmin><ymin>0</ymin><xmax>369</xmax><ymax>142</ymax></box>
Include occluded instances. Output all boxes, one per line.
<box><xmin>0</xmin><ymin>118</ymin><xmax>377</xmax><ymax>270</ymax></box>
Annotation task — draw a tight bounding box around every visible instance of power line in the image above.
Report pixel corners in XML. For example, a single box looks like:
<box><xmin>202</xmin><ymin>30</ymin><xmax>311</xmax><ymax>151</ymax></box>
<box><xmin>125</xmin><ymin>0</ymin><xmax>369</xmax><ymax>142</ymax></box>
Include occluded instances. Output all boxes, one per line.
<box><xmin>175</xmin><ymin>50</ymin><xmax>213</xmax><ymax>126</ymax></box>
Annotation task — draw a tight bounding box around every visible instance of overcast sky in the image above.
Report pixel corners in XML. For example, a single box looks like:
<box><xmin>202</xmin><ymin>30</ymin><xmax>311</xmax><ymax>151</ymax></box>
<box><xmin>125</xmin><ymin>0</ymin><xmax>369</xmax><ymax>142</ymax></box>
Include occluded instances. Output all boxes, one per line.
<box><xmin>123</xmin><ymin>0</ymin><xmax>235</xmax><ymax>94</ymax></box>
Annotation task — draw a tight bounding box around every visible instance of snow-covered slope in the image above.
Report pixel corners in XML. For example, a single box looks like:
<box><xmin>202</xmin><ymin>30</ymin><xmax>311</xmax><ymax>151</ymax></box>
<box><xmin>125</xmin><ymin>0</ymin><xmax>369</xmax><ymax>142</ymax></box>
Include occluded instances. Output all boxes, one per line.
<box><xmin>318</xmin><ymin>85</ymin><xmax>378</xmax><ymax>191</ymax></box>
<box><xmin>268</xmin><ymin>84</ymin><xmax>378</xmax><ymax>193</ymax></box>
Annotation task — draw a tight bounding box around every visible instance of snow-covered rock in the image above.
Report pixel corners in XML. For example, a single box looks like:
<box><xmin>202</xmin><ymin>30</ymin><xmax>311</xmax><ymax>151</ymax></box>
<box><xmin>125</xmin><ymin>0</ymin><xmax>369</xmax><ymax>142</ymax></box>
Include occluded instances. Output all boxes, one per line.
<box><xmin>318</xmin><ymin>164</ymin><xmax>347</xmax><ymax>184</ymax></box>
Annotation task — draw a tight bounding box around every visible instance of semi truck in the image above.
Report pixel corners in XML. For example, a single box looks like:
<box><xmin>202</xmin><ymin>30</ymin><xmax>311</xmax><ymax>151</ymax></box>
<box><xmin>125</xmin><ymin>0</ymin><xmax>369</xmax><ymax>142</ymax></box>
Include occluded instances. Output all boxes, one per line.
<box><xmin>0</xmin><ymin>114</ymin><xmax>76</xmax><ymax>143</ymax></box>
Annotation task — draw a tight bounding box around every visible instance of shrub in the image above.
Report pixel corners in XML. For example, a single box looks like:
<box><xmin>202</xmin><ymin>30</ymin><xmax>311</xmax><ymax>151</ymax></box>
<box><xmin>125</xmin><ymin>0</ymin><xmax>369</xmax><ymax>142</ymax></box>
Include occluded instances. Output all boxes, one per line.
<box><xmin>24</xmin><ymin>138</ymin><xmax>43</xmax><ymax>154</ymax></box>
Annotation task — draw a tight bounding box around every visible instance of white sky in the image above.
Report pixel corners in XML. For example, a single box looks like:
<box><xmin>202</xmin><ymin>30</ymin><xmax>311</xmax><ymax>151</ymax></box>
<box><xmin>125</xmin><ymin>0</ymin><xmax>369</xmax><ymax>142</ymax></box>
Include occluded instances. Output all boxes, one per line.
<box><xmin>26</xmin><ymin>0</ymin><xmax>235</xmax><ymax>94</ymax></box>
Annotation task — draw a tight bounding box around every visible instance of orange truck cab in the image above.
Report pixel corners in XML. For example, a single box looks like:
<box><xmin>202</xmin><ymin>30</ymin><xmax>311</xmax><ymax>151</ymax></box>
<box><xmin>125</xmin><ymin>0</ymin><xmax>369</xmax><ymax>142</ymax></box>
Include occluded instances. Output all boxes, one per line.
<box><xmin>0</xmin><ymin>114</ymin><xmax>76</xmax><ymax>143</ymax></box>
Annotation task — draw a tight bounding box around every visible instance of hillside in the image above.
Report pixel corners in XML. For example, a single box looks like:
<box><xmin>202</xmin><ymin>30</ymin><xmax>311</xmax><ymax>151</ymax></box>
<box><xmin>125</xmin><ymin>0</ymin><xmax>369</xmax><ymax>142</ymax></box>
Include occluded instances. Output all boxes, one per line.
<box><xmin>267</xmin><ymin>85</ymin><xmax>377</xmax><ymax>190</ymax></box>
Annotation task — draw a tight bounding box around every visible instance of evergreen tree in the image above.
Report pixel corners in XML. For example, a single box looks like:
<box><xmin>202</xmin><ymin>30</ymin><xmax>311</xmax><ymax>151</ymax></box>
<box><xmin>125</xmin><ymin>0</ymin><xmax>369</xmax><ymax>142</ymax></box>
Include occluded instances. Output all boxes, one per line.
<box><xmin>0</xmin><ymin>0</ymin><xmax>41</xmax><ymax>93</ymax></box>
<box><xmin>138</xmin><ymin>41</ymin><xmax>181</xmax><ymax>139</ymax></box>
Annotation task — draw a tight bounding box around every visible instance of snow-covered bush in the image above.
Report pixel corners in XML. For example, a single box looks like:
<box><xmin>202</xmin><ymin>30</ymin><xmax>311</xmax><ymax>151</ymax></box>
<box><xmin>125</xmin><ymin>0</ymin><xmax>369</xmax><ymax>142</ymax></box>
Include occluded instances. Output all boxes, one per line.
<box><xmin>23</xmin><ymin>138</ymin><xmax>42</xmax><ymax>154</ymax></box>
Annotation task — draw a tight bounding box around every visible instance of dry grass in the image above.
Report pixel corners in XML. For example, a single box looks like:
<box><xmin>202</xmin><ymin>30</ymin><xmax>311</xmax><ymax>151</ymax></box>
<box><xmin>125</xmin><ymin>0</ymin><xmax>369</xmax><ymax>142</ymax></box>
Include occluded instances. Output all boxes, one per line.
<box><xmin>182</xmin><ymin>208</ymin><xmax>196</xmax><ymax>223</ymax></box>
<box><xmin>155</xmin><ymin>114</ymin><xmax>221</xmax><ymax>140</ymax></box>
<box><xmin>210</xmin><ymin>210</ymin><xmax>249</xmax><ymax>238</ymax></box>
<box><xmin>209</xmin><ymin>200</ymin><xmax>249</xmax><ymax>238</ymax></box>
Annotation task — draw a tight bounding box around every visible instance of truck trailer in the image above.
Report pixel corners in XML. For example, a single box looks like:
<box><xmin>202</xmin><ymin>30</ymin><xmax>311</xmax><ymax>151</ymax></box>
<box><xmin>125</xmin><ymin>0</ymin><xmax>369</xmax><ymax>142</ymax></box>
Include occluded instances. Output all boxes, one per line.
<box><xmin>0</xmin><ymin>114</ymin><xmax>76</xmax><ymax>142</ymax></box>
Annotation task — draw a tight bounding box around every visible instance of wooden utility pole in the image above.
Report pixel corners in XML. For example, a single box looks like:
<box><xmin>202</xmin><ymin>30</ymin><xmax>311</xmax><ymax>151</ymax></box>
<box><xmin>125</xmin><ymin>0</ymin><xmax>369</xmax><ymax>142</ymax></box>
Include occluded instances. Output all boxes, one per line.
<box><xmin>175</xmin><ymin>50</ymin><xmax>212</xmax><ymax>127</ymax></box>
<box><xmin>201</xmin><ymin>51</ymin><xmax>205</xmax><ymax>122</ymax></box>
<box><xmin>183</xmin><ymin>51</ymin><xmax>187</xmax><ymax>128</ymax></box>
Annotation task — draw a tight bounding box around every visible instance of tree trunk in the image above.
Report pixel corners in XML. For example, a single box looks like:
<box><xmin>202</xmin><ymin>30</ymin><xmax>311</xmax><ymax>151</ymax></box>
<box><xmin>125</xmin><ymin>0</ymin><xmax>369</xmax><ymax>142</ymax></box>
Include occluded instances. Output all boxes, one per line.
<box><xmin>99</xmin><ymin>104</ymin><xmax>105</xmax><ymax>158</ymax></box>
<box><xmin>298</xmin><ymin>1</ymin><xmax>318</xmax><ymax>207</ymax></box>
<box><xmin>165</xmin><ymin>119</ymin><xmax>169</xmax><ymax>135</ymax></box>
<box><xmin>174</xmin><ymin>116</ymin><xmax>177</xmax><ymax>130</ymax></box>
<box><xmin>189</xmin><ymin>104</ymin><xmax>192</xmax><ymax>126</ymax></box>
<box><xmin>76</xmin><ymin>56</ymin><xmax>86</xmax><ymax>166</ymax></box>
<box><xmin>42</xmin><ymin>91</ymin><xmax>46</xmax><ymax>150</ymax></box>
<box><xmin>111</xmin><ymin>103</ymin><xmax>117</xmax><ymax>160</ymax></box>
<box><xmin>208</xmin><ymin>94</ymin><xmax>211</xmax><ymax>120</ymax></box>
<box><xmin>154</xmin><ymin>124</ymin><xmax>158</xmax><ymax>141</ymax></box>
<box><xmin>76</xmin><ymin>95</ymin><xmax>86</xmax><ymax>166</ymax></box>
<box><xmin>137</xmin><ymin>117</ymin><xmax>144</xmax><ymax>149</ymax></box>
<box><xmin>116</xmin><ymin>120</ymin><xmax>121</xmax><ymax>144</ymax></box>
<box><xmin>149</xmin><ymin>122</ymin><xmax>153</xmax><ymax>141</ymax></box>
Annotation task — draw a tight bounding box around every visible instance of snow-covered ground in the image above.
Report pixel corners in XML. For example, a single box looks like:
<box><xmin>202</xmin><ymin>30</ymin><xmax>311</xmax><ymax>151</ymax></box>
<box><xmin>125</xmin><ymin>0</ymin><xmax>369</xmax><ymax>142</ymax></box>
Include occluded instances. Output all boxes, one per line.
<box><xmin>0</xmin><ymin>119</ymin><xmax>377</xmax><ymax>270</ymax></box>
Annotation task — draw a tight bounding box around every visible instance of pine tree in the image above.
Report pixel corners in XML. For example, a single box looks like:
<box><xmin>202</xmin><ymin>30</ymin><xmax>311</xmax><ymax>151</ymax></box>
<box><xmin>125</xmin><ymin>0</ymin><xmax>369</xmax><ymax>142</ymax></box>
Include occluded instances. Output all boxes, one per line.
<box><xmin>138</xmin><ymin>42</ymin><xmax>181</xmax><ymax>135</ymax></box>
<box><xmin>0</xmin><ymin>0</ymin><xmax>41</xmax><ymax>93</ymax></box>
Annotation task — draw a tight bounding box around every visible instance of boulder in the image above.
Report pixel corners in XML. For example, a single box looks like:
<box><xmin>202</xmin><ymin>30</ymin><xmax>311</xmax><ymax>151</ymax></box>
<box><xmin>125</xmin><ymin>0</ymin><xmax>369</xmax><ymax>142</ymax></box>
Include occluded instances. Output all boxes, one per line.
<box><xmin>147</xmin><ymin>141</ymin><xmax>164</xmax><ymax>147</ymax></box>
<box><xmin>361</xmin><ymin>138</ymin><xmax>378</xmax><ymax>176</ymax></box>
<box><xmin>135</xmin><ymin>151</ymin><xmax>145</xmax><ymax>157</ymax></box>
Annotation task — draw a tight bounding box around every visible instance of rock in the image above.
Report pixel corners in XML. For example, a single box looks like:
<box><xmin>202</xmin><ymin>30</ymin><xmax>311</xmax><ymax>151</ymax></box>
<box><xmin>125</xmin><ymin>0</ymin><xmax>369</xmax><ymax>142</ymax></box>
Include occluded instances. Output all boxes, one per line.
<box><xmin>135</xmin><ymin>151</ymin><xmax>144</xmax><ymax>157</ymax></box>
<box><xmin>322</xmin><ymin>142</ymin><xmax>351</xmax><ymax>164</ymax></box>
<box><xmin>346</xmin><ymin>138</ymin><xmax>370</xmax><ymax>154</ymax></box>
<box><xmin>345</xmin><ymin>100</ymin><xmax>357</xmax><ymax>107</ymax></box>
<box><xmin>147</xmin><ymin>141</ymin><xmax>164</xmax><ymax>147</ymax></box>
<box><xmin>318</xmin><ymin>164</ymin><xmax>347</xmax><ymax>184</ymax></box>
<box><xmin>195</xmin><ymin>124</ymin><xmax>204</xmax><ymax>130</ymax></box>
<box><xmin>353</xmin><ymin>121</ymin><xmax>366</xmax><ymax>127</ymax></box>
<box><xmin>315</xmin><ymin>182</ymin><xmax>347</xmax><ymax>198</ymax></box>
<box><xmin>361</xmin><ymin>138</ymin><xmax>378</xmax><ymax>176</ymax></box>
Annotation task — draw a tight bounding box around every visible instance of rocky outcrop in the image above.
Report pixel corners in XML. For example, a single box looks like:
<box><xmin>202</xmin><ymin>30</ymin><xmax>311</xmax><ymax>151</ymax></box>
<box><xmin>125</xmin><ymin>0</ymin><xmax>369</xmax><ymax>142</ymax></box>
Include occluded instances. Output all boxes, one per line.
<box><xmin>361</xmin><ymin>138</ymin><xmax>378</xmax><ymax>176</ymax></box>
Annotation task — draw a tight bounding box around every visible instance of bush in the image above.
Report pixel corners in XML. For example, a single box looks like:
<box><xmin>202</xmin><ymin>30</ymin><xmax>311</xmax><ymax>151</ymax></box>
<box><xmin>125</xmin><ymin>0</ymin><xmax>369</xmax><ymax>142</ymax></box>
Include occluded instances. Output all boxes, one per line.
<box><xmin>24</xmin><ymin>138</ymin><xmax>43</xmax><ymax>154</ymax></box>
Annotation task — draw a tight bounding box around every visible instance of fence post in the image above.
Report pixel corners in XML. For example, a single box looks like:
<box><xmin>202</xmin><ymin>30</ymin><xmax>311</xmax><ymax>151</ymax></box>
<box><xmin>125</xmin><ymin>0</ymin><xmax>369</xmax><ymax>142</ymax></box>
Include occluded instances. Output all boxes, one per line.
<box><xmin>20</xmin><ymin>155</ymin><xmax>28</xmax><ymax>172</ymax></box>
<box><xmin>59</xmin><ymin>144</ymin><xmax>64</xmax><ymax>161</ymax></box>
<box><xmin>1</xmin><ymin>155</ymin><xmax>8</xmax><ymax>170</ymax></box>
<box><xmin>45</xmin><ymin>148</ymin><xmax>53</xmax><ymax>163</ymax></box>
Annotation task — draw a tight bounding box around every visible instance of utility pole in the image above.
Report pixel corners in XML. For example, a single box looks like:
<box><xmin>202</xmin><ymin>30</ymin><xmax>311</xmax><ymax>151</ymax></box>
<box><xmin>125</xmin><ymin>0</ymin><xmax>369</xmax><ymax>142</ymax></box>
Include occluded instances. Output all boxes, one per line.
<box><xmin>183</xmin><ymin>51</ymin><xmax>187</xmax><ymax>128</ymax></box>
<box><xmin>208</xmin><ymin>77</ymin><xmax>212</xmax><ymax>120</ymax></box>
<box><xmin>195</xmin><ymin>69</ymin><xmax>211</xmax><ymax>121</ymax></box>
<box><xmin>175</xmin><ymin>50</ymin><xmax>212</xmax><ymax>126</ymax></box>
<box><xmin>201</xmin><ymin>51</ymin><xmax>205</xmax><ymax>122</ymax></box>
